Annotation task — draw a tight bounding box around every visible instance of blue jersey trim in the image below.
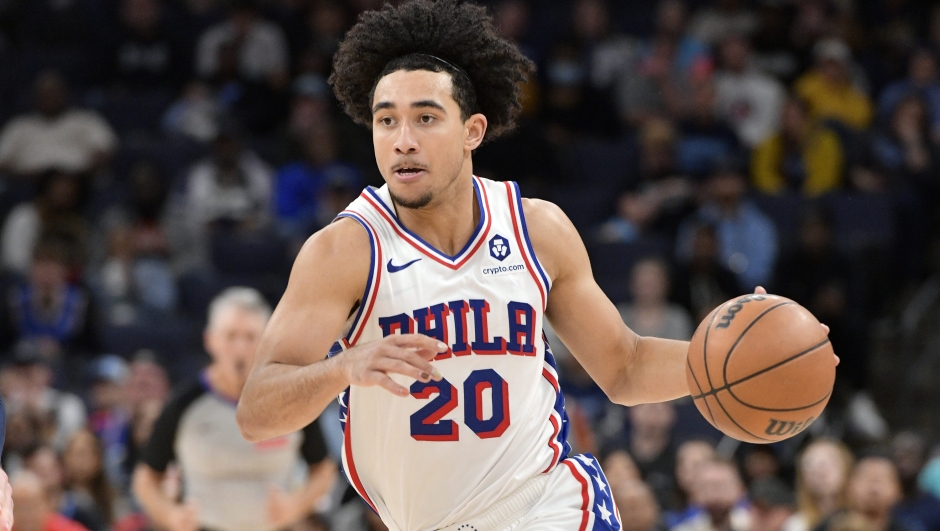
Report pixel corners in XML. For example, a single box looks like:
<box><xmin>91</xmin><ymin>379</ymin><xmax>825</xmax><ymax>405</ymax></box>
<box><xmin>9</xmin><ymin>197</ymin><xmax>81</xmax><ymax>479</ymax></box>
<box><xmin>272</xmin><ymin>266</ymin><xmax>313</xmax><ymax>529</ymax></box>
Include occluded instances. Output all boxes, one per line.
<box><xmin>364</xmin><ymin>177</ymin><xmax>487</xmax><ymax>262</ymax></box>
<box><xmin>544</xmin><ymin>336</ymin><xmax>572</xmax><ymax>463</ymax></box>
<box><xmin>335</xmin><ymin>212</ymin><xmax>377</xmax><ymax>343</ymax></box>
<box><xmin>510</xmin><ymin>181</ymin><xmax>551</xmax><ymax>293</ymax></box>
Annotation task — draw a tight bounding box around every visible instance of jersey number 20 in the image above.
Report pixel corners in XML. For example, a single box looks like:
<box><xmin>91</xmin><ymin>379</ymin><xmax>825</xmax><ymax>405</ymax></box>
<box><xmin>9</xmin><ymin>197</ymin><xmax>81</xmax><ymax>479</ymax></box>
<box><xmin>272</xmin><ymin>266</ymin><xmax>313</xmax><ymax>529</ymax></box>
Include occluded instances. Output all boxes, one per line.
<box><xmin>410</xmin><ymin>369</ymin><xmax>509</xmax><ymax>441</ymax></box>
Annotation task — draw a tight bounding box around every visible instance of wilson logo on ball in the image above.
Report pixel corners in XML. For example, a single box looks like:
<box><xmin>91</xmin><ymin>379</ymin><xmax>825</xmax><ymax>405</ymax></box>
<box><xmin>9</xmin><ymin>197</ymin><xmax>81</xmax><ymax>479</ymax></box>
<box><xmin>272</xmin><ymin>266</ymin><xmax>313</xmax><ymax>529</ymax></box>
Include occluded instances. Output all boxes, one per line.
<box><xmin>715</xmin><ymin>294</ymin><xmax>767</xmax><ymax>329</ymax></box>
<box><xmin>764</xmin><ymin>416</ymin><xmax>815</xmax><ymax>437</ymax></box>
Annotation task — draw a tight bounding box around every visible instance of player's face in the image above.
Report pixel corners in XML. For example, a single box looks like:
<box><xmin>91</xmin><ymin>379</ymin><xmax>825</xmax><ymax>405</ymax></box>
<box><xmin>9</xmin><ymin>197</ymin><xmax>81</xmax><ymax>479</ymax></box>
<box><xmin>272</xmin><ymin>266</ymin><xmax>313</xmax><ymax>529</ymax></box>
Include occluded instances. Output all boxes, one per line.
<box><xmin>205</xmin><ymin>307</ymin><xmax>267</xmax><ymax>389</ymax></box>
<box><xmin>371</xmin><ymin>69</ymin><xmax>486</xmax><ymax>209</ymax></box>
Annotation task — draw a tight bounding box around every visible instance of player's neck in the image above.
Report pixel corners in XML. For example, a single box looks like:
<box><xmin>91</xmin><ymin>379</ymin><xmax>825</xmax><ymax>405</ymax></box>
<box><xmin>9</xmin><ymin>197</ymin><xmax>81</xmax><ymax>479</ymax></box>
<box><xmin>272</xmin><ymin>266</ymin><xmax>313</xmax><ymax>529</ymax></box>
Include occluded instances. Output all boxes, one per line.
<box><xmin>393</xmin><ymin>172</ymin><xmax>479</xmax><ymax>257</ymax></box>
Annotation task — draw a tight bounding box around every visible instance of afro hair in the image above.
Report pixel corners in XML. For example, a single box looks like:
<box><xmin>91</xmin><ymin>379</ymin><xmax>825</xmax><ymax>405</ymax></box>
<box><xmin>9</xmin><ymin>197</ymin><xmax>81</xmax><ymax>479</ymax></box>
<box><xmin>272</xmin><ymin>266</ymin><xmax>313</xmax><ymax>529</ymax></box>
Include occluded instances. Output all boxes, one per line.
<box><xmin>329</xmin><ymin>0</ymin><xmax>535</xmax><ymax>141</ymax></box>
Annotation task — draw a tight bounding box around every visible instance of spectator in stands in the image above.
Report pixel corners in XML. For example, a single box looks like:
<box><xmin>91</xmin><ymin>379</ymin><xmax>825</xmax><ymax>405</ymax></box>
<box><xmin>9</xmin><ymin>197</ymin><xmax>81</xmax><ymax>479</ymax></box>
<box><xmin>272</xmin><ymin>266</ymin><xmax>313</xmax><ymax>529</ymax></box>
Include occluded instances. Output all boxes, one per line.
<box><xmin>93</xmin><ymin>162</ymin><xmax>177</xmax><ymax>324</ymax></box>
<box><xmin>615</xmin><ymin>0</ymin><xmax>712</xmax><ymax>124</ymax></box>
<box><xmin>1</xmin><ymin>342</ymin><xmax>87</xmax><ymax>453</ymax></box>
<box><xmin>751</xmin><ymin>97</ymin><xmax>844</xmax><ymax>196</ymax></box>
<box><xmin>598</xmin><ymin>118</ymin><xmax>696</xmax><ymax>244</ymax></box>
<box><xmin>132</xmin><ymin>288</ymin><xmax>335</xmax><ymax>531</ymax></box>
<box><xmin>794</xmin><ymin>39</ymin><xmax>873</xmax><ymax>131</ymax></box>
<box><xmin>773</xmin><ymin>209</ymin><xmax>867</xmax><ymax>390</ymax></box>
<box><xmin>22</xmin><ymin>445</ymin><xmax>103</xmax><ymax>531</ymax></box>
<box><xmin>196</xmin><ymin>0</ymin><xmax>289</xmax><ymax>87</ymax></box>
<box><xmin>621</xmin><ymin>402</ymin><xmax>678</xmax><ymax>511</ymax></box>
<box><xmin>1</xmin><ymin>171</ymin><xmax>89</xmax><ymax>276</ymax></box>
<box><xmin>672</xmin><ymin>459</ymin><xmax>750</xmax><ymax>531</ymax></box>
<box><xmin>86</xmin><ymin>355</ymin><xmax>131</xmax><ymax>492</ymax></box>
<box><xmin>274</xmin><ymin>118</ymin><xmax>362</xmax><ymax>242</ymax></box>
<box><xmin>541</xmin><ymin>41</ymin><xmax>621</xmax><ymax>144</ymax></box>
<box><xmin>877</xmin><ymin>49</ymin><xmax>940</xmax><ymax>143</ymax></box>
<box><xmin>603</xmin><ymin>450</ymin><xmax>643</xmax><ymax>489</ymax></box>
<box><xmin>570</xmin><ymin>0</ymin><xmax>635</xmax><ymax>95</ymax></box>
<box><xmin>676</xmin><ymin>169</ymin><xmax>778</xmax><ymax>291</ymax></box>
<box><xmin>11</xmin><ymin>471</ymin><xmax>89</xmax><ymax>531</ymax></box>
<box><xmin>618</xmin><ymin>258</ymin><xmax>693</xmax><ymax>341</ymax></box>
<box><xmin>713</xmin><ymin>34</ymin><xmax>786</xmax><ymax>148</ymax></box>
<box><xmin>107</xmin><ymin>0</ymin><xmax>187</xmax><ymax>92</ymax></box>
<box><xmin>185</xmin><ymin>124</ymin><xmax>272</xmax><ymax>232</ymax></box>
<box><xmin>891</xmin><ymin>432</ymin><xmax>940</xmax><ymax>531</ymax></box>
<box><xmin>671</xmin><ymin>223</ymin><xmax>740</xmax><ymax>322</ymax></box>
<box><xmin>750</xmin><ymin>478</ymin><xmax>798</xmax><ymax>531</ymax></box>
<box><xmin>667</xmin><ymin>439</ymin><xmax>717</xmax><ymax>526</ymax></box>
<box><xmin>785</xmin><ymin>439</ymin><xmax>854</xmax><ymax>531</ymax></box>
<box><xmin>294</xmin><ymin>1</ymin><xmax>350</xmax><ymax>78</ymax></box>
<box><xmin>614</xmin><ymin>479</ymin><xmax>665</xmax><ymax>531</ymax></box>
<box><xmin>0</xmin><ymin>71</ymin><xmax>117</xmax><ymax>180</ymax></box>
<box><xmin>596</xmin><ymin>191</ymin><xmax>662</xmax><ymax>244</ymax></box>
<box><xmin>872</xmin><ymin>95</ymin><xmax>940</xmax><ymax>196</ymax></box>
<box><xmin>688</xmin><ymin>0</ymin><xmax>758</xmax><ymax>47</ymax></box>
<box><xmin>172</xmin><ymin>123</ymin><xmax>273</xmax><ymax>272</ymax></box>
<box><xmin>676</xmin><ymin>79</ymin><xmax>743</xmax><ymax>178</ymax></box>
<box><xmin>1</xmin><ymin>241</ymin><xmax>99</xmax><ymax>360</ymax></box>
<box><xmin>61</xmin><ymin>430</ymin><xmax>115</xmax><ymax>531</ymax></box>
<box><xmin>742</xmin><ymin>446</ymin><xmax>783</xmax><ymax>485</ymax></box>
<box><xmin>816</xmin><ymin>456</ymin><xmax>910</xmax><ymax>531</ymax></box>
<box><xmin>161</xmin><ymin>81</ymin><xmax>222</xmax><ymax>142</ymax></box>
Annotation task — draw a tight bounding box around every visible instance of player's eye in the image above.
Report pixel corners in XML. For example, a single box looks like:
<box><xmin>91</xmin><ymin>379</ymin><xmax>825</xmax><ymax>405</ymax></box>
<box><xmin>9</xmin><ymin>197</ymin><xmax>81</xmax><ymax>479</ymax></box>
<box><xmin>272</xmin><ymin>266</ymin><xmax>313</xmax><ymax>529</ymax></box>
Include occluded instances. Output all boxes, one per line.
<box><xmin>419</xmin><ymin>114</ymin><xmax>435</xmax><ymax>124</ymax></box>
<box><xmin>378</xmin><ymin>116</ymin><xmax>394</xmax><ymax>126</ymax></box>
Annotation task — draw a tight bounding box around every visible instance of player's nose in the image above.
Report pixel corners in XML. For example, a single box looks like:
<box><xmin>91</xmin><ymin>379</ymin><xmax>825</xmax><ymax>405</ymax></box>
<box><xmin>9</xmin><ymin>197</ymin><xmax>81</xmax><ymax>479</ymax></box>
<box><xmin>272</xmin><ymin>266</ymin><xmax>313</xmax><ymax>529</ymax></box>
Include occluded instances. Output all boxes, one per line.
<box><xmin>393</xmin><ymin>123</ymin><xmax>420</xmax><ymax>154</ymax></box>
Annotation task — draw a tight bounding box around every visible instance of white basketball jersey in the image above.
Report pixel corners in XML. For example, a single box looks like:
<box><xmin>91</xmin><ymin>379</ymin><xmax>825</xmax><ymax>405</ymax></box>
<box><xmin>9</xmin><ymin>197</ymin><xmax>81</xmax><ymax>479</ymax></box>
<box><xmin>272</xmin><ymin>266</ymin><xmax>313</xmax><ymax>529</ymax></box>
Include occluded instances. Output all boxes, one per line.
<box><xmin>329</xmin><ymin>177</ymin><xmax>571</xmax><ymax>531</ymax></box>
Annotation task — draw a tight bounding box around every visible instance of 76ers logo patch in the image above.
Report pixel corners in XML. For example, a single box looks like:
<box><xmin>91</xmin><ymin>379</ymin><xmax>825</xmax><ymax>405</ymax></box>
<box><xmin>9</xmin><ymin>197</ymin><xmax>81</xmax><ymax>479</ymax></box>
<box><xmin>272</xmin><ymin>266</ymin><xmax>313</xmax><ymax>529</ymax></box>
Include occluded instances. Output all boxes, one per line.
<box><xmin>489</xmin><ymin>235</ymin><xmax>511</xmax><ymax>261</ymax></box>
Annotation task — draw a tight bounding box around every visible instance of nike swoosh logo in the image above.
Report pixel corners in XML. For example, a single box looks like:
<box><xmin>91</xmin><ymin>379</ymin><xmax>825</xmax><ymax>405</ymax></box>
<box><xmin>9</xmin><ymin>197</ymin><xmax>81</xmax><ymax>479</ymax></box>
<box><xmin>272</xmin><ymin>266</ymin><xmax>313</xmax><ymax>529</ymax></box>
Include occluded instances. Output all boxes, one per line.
<box><xmin>386</xmin><ymin>258</ymin><xmax>422</xmax><ymax>273</ymax></box>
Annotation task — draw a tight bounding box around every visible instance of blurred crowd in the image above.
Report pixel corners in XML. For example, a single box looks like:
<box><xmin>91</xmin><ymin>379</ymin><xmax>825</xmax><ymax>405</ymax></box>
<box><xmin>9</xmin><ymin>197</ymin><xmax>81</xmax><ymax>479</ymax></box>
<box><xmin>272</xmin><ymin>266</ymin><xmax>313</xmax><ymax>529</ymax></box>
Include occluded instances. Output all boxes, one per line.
<box><xmin>1</xmin><ymin>0</ymin><xmax>940</xmax><ymax>530</ymax></box>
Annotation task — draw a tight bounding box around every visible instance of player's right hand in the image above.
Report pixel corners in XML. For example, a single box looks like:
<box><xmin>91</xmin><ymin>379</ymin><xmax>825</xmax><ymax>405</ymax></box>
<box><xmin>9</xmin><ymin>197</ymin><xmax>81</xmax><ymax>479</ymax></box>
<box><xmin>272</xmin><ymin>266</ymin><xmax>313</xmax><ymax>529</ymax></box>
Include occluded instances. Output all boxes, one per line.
<box><xmin>339</xmin><ymin>334</ymin><xmax>447</xmax><ymax>397</ymax></box>
<box><xmin>165</xmin><ymin>501</ymin><xmax>198</xmax><ymax>531</ymax></box>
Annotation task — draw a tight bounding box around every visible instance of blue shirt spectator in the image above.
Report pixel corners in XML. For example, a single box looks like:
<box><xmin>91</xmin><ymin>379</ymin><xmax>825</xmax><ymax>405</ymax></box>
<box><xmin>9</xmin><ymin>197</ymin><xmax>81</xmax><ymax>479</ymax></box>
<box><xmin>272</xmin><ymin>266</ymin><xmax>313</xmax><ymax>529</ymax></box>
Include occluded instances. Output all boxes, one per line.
<box><xmin>676</xmin><ymin>171</ymin><xmax>778</xmax><ymax>290</ymax></box>
<box><xmin>274</xmin><ymin>120</ymin><xmax>362</xmax><ymax>240</ymax></box>
<box><xmin>877</xmin><ymin>49</ymin><xmax>940</xmax><ymax>139</ymax></box>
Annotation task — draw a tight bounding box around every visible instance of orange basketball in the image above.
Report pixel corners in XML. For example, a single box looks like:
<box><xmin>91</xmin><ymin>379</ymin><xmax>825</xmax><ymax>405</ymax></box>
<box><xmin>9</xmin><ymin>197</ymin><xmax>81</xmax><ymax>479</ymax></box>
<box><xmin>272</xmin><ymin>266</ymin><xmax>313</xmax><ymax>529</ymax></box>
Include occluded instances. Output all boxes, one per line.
<box><xmin>686</xmin><ymin>294</ymin><xmax>837</xmax><ymax>444</ymax></box>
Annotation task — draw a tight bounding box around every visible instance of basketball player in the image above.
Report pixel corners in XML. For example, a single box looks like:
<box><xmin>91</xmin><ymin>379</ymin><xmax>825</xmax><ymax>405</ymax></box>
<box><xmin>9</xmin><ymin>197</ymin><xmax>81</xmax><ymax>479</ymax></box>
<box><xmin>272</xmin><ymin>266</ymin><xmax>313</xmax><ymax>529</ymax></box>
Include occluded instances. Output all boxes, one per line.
<box><xmin>236</xmin><ymin>1</ymin><xmax>830</xmax><ymax>530</ymax></box>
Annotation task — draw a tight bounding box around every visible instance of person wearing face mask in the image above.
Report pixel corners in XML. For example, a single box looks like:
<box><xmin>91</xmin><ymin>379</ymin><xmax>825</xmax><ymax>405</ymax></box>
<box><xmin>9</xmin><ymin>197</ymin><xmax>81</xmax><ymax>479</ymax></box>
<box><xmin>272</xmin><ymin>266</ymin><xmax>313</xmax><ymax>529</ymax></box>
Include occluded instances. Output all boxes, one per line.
<box><xmin>131</xmin><ymin>288</ymin><xmax>336</xmax><ymax>531</ymax></box>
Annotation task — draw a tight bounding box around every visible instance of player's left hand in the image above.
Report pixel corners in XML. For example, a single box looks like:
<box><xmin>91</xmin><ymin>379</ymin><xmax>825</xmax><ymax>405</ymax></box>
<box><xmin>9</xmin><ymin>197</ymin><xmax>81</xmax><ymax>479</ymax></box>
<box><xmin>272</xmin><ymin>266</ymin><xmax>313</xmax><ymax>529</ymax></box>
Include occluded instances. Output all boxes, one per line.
<box><xmin>0</xmin><ymin>468</ymin><xmax>13</xmax><ymax>531</ymax></box>
<box><xmin>266</xmin><ymin>484</ymin><xmax>307</xmax><ymax>529</ymax></box>
<box><xmin>753</xmin><ymin>286</ymin><xmax>840</xmax><ymax>367</ymax></box>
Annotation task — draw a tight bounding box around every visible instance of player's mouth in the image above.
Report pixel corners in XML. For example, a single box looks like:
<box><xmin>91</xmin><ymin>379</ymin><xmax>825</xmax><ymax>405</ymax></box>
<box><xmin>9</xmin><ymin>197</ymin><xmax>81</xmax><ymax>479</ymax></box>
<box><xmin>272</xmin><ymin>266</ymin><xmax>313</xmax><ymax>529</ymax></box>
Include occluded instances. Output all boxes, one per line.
<box><xmin>393</xmin><ymin>165</ymin><xmax>427</xmax><ymax>181</ymax></box>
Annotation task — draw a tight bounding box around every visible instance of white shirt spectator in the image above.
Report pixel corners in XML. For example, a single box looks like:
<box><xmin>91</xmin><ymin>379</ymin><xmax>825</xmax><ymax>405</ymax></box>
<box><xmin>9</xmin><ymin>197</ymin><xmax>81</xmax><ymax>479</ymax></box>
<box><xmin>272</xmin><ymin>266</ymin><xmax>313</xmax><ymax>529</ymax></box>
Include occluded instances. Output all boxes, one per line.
<box><xmin>714</xmin><ymin>69</ymin><xmax>786</xmax><ymax>147</ymax></box>
<box><xmin>0</xmin><ymin>203</ymin><xmax>40</xmax><ymax>275</ymax></box>
<box><xmin>0</xmin><ymin>110</ymin><xmax>118</xmax><ymax>175</ymax></box>
<box><xmin>196</xmin><ymin>19</ymin><xmax>288</xmax><ymax>81</ymax></box>
<box><xmin>185</xmin><ymin>152</ymin><xmax>273</xmax><ymax>231</ymax></box>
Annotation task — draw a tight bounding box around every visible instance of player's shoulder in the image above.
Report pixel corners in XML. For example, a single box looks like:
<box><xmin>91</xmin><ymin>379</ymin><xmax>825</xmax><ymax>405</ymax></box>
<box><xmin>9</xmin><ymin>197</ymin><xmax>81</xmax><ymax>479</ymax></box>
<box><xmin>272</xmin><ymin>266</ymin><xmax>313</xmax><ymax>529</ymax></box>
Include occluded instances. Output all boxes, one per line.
<box><xmin>296</xmin><ymin>216</ymin><xmax>373</xmax><ymax>267</ymax></box>
<box><xmin>519</xmin><ymin>197</ymin><xmax>584</xmax><ymax>279</ymax></box>
<box><xmin>286</xmin><ymin>216</ymin><xmax>372</xmax><ymax>298</ymax></box>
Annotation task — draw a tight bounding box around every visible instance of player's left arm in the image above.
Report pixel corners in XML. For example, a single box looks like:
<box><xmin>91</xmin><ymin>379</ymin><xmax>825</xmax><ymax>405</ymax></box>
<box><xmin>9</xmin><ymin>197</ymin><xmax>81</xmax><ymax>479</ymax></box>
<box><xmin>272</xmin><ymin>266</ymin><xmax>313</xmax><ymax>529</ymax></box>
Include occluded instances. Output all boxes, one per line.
<box><xmin>524</xmin><ymin>199</ymin><xmax>690</xmax><ymax>406</ymax></box>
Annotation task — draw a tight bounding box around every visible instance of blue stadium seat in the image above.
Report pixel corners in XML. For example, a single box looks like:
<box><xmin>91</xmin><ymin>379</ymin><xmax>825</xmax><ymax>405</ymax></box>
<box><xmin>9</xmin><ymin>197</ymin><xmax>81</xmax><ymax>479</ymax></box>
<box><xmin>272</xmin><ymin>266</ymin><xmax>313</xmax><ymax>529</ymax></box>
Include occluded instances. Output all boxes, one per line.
<box><xmin>209</xmin><ymin>231</ymin><xmax>289</xmax><ymax>276</ymax></box>
<box><xmin>100</xmin><ymin>315</ymin><xmax>198</xmax><ymax>361</ymax></box>
<box><xmin>749</xmin><ymin>192</ymin><xmax>807</xmax><ymax>253</ymax></box>
<box><xmin>98</xmin><ymin>90</ymin><xmax>175</xmax><ymax>135</ymax></box>
<box><xmin>825</xmin><ymin>192</ymin><xmax>895</xmax><ymax>255</ymax></box>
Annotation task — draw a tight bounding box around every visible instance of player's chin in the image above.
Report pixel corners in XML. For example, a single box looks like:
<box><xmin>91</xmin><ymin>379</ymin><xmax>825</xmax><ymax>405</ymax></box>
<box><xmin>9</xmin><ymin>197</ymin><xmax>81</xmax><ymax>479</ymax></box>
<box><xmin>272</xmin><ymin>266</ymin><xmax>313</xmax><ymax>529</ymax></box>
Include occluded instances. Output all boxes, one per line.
<box><xmin>390</xmin><ymin>185</ymin><xmax>434</xmax><ymax>209</ymax></box>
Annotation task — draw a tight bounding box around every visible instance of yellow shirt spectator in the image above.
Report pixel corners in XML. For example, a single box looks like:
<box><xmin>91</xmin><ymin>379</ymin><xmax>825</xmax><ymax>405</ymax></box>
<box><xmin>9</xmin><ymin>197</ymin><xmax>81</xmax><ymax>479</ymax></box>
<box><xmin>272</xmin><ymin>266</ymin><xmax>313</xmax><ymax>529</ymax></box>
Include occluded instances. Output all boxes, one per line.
<box><xmin>751</xmin><ymin>125</ymin><xmax>843</xmax><ymax>196</ymax></box>
<box><xmin>794</xmin><ymin>70</ymin><xmax>873</xmax><ymax>130</ymax></box>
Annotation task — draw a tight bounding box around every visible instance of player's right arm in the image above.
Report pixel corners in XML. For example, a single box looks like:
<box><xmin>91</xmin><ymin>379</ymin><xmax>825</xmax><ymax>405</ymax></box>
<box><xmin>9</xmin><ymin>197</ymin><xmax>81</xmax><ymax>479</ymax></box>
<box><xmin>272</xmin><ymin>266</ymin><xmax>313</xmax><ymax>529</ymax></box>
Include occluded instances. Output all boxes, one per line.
<box><xmin>236</xmin><ymin>218</ymin><xmax>446</xmax><ymax>442</ymax></box>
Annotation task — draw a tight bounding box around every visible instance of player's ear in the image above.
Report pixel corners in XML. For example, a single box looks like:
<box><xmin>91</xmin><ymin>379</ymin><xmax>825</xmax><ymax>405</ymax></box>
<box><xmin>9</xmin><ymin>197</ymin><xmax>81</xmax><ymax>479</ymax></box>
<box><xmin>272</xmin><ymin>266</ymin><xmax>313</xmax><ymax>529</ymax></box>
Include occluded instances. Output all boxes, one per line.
<box><xmin>464</xmin><ymin>113</ymin><xmax>487</xmax><ymax>151</ymax></box>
